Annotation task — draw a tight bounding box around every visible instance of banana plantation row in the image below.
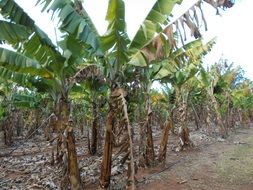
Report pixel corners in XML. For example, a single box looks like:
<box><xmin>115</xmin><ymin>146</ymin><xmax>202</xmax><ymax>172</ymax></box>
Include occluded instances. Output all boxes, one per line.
<box><xmin>1</xmin><ymin>0</ymin><xmax>251</xmax><ymax>189</ymax></box>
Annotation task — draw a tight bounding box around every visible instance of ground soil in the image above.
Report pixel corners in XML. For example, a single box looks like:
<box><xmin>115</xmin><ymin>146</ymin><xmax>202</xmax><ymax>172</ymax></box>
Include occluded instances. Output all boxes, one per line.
<box><xmin>1</xmin><ymin>126</ymin><xmax>253</xmax><ymax>189</ymax></box>
<box><xmin>137</xmin><ymin>126</ymin><xmax>253</xmax><ymax>190</ymax></box>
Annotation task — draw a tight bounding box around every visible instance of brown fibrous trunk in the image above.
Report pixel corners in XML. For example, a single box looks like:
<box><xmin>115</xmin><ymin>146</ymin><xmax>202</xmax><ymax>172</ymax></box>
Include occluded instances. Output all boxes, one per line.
<box><xmin>91</xmin><ymin>117</ymin><xmax>98</xmax><ymax>155</ymax></box>
<box><xmin>158</xmin><ymin>120</ymin><xmax>172</xmax><ymax>162</ymax></box>
<box><xmin>99</xmin><ymin>111</ymin><xmax>114</xmax><ymax>188</ymax></box>
<box><xmin>67</xmin><ymin>128</ymin><xmax>82</xmax><ymax>190</ymax></box>
<box><xmin>3</xmin><ymin>116</ymin><xmax>13</xmax><ymax>146</ymax></box>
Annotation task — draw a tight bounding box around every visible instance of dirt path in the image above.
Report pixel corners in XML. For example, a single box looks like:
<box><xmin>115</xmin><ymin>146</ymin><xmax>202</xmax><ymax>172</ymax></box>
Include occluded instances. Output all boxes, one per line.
<box><xmin>138</xmin><ymin>127</ymin><xmax>253</xmax><ymax>190</ymax></box>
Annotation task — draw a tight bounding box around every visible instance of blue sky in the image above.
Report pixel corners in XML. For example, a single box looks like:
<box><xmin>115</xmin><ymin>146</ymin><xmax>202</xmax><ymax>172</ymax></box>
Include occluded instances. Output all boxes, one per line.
<box><xmin>4</xmin><ymin>0</ymin><xmax>253</xmax><ymax>79</ymax></box>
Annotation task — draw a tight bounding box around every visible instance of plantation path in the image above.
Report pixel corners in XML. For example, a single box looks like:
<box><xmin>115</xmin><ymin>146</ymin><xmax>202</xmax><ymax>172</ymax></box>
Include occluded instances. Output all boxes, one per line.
<box><xmin>138</xmin><ymin>126</ymin><xmax>253</xmax><ymax>190</ymax></box>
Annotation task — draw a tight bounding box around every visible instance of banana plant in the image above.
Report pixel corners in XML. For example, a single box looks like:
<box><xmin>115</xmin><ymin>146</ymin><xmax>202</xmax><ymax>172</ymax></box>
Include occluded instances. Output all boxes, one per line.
<box><xmin>155</xmin><ymin>38</ymin><xmax>215</xmax><ymax>159</ymax></box>
<box><xmin>120</xmin><ymin>37</ymin><xmax>214</xmax><ymax>163</ymax></box>
<box><xmin>0</xmin><ymin>79</ymin><xmax>41</xmax><ymax>144</ymax></box>
<box><xmin>0</xmin><ymin>80</ymin><xmax>16</xmax><ymax>145</ymax></box>
<box><xmin>0</xmin><ymin>0</ymin><xmax>235</xmax><ymax>188</ymax></box>
<box><xmin>0</xmin><ymin>0</ymin><xmax>104</xmax><ymax>188</ymax></box>
<box><xmin>36</xmin><ymin>0</ymin><xmax>235</xmax><ymax>187</ymax></box>
<box><xmin>98</xmin><ymin>0</ymin><xmax>233</xmax><ymax>185</ymax></box>
<box><xmin>211</xmin><ymin>61</ymin><xmax>250</xmax><ymax>130</ymax></box>
<box><xmin>199</xmin><ymin>63</ymin><xmax>228</xmax><ymax>137</ymax></box>
<box><xmin>232</xmin><ymin>80</ymin><xmax>253</xmax><ymax>126</ymax></box>
<box><xmin>71</xmin><ymin>76</ymin><xmax>108</xmax><ymax>155</ymax></box>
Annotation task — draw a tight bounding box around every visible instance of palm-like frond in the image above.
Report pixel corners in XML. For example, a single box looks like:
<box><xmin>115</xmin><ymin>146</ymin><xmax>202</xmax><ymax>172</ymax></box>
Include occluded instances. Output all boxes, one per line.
<box><xmin>101</xmin><ymin>0</ymin><xmax>130</xmax><ymax>70</ymax></box>
<box><xmin>0</xmin><ymin>0</ymin><xmax>65</xmax><ymax>73</ymax></box>
<box><xmin>153</xmin><ymin>38</ymin><xmax>215</xmax><ymax>80</ymax></box>
<box><xmin>37</xmin><ymin>0</ymin><xmax>102</xmax><ymax>56</ymax></box>
<box><xmin>129</xmin><ymin>0</ymin><xmax>183</xmax><ymax>54</ymax></box>
<box><xmin>0</xmin><ymin>47</ymin><xmax>52</xmax><ymax>78</ymax></box>
<box><xmin>12</xmin><ymin>93</ymin><xmax>40</xmax><ymax>108</ymax></box>
<box><xmin>128</xmin><ymin>0</ymin><xmax>232</xmax><ymax>68</ymax></box>
<box><xmin>0</xmin><ymin>67</ymin><xmax>32</xmax><ymax>87</ymax></box>
<box><xmin>0</xmin><ymin>21</ymin><xmax>29</xmax><ymax>47</ymax></box>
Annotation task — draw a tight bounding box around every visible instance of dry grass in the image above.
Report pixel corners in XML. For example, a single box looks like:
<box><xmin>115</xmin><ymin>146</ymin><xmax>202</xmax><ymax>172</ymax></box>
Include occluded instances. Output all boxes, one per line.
<box><xmin>217</xmin><ymin>136</ymin><xmax>253</xmax><ymax>185</ymax></box>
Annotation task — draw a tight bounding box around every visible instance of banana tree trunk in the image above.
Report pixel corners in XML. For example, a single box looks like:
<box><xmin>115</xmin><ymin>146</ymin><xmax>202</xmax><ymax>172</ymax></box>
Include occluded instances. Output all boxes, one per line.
<box><xmin>35</xmin><ymin>108</ymin><xmax>40</xmax><ymax>135</ymax></box>
<box><xmin>3</xmin><ymin>116</ymin><xmax>13</xmax><ymax>146</ymax></box>
<box><xmin>138</xmin><ymin>120</ymin><xmax>146</xmax><ymax>167</ymax></box>
<box><xmin>249</xmin><ymin>109</ymin><xmax>253</xmax><ymax>123</ymax></box>
<box><xmin>67</xmin><ymin>128</ymin><xmax>82</xmax><ymax>190</ymax></box>
<box><xmin>91</xmin><ymin>101</ymin><xmax>98</xmax><ymax>155</ymax></box>
<box><xmin>145</xmin><ymin>94</ymin><xmax>155</xmax><ymax>166</ymax></box>
<box><xmin>178</xmin><ymin>101</ymin><xmax>193</xmax><ymax>149</ymax></box>
<box><xmin>100</xmin><ymin>111</ymin><xmax>114</xmax><ymax>188</ymax></box>
<box><xmin>158</xmin><ymin>119</ymin><xmax>172</xmax><ymax>162</ymax></box>
<box><xmin>229</xmin><ymin>108</ymin><xmax>236</xmax><ymax>130</ymax></box>
<box><xmin>191</xmin><ymin>102</ymin><xmax>201</xmax><ymax>130</ymax></box>
<box><xmin>209</xmin><ymin>92</ymin><xmax>227</xmax><ymax>137</ymax></box>
<box><xmin>205</xmin><ymin>105</ymin><xmax>213</xmax><ymax>134</ymax></box>
<box><xmin>45</xmin><ymin>115</ymin><xmax>53</xmax><ymax>141</ymax></box>
<box><xmin>79</xmin><ymin>119</ymin><xmax>84</xmax><ymax>135</ymax></box>
<box><xmin>97</xmin><ymin>116</ymin><xmax>103</xmax><ymax>154</ymax></box>
<box><xmin>242</xmin><ymin>111</ymin><xmax>250</xmax><ymax>128</ymax></box>
<box><xmin>54</xmin><ymin>97</ymin><xmax>61</xmax><ymax>133</ymax></box>
<box><xmin>237</xmin><ymin>108</ymin><xmax>244</xmax><ymax>127</ymax></box>
<box><xmin>55</xmin><ymin>97</ymin><xmax>63</xmax><ymax>163</ymax></box>
<box><xmin>100</xmin><ymin>87</ymin><xmax>136</xmax><ymax>188</ymax></box>
<box><xmin>225</xmin><ymin>107</ymin><xmax>231</xmax><ymax>130</ymax></box>
<box><xmin>58</xmin><ymin>95</ymin><xmax>82</xmax><ymax>189</ymax></box>
<box><xmin>16</xmin><ymin>111</ymin><xmax>23</xmax><ymax>137</ymax></box>
<box><xmin>121</xmin><ymin>93</ymin><xmax>135</xmax><ymax>189</ymax></box>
